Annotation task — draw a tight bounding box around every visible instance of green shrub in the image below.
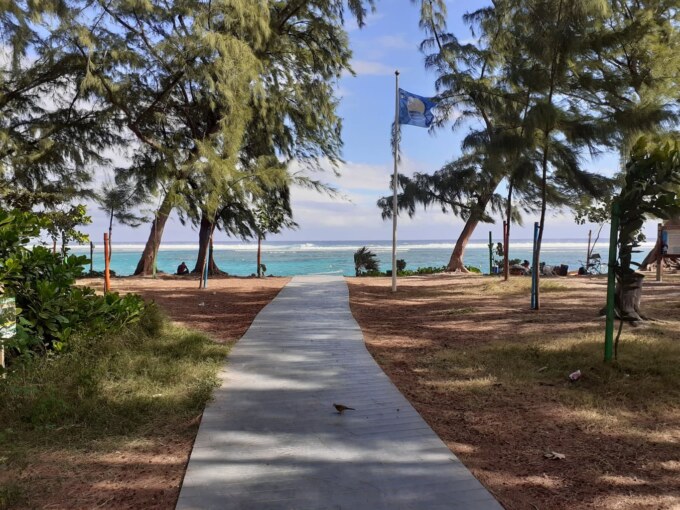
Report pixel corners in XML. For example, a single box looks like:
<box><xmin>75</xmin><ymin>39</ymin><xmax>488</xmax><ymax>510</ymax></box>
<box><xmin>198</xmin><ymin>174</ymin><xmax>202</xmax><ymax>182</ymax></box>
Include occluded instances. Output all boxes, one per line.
<box><xmin>0</xmin><ymin>208</ymin><xmax>148</xmax><ymax>359</ymax></box>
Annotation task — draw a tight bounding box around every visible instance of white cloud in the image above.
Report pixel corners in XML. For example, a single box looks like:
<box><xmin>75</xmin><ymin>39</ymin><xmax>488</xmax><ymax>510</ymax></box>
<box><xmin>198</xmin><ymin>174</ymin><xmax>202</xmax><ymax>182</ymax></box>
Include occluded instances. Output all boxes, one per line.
<box><xmin>287</xmin><ymin>157</ymin><xmax>457</xmax><ymax>239</ymax></box>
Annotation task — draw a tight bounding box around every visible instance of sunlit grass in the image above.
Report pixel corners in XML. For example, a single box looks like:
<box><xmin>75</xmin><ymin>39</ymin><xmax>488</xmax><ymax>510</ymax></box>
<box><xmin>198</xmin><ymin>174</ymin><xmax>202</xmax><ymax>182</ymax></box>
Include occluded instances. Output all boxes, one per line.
<box><xmin>0</xmin><ymin>305</ymin><xmax>228</xmax><ymax>508</ymax></box>
<box><xmin>420</xmin><ymin>326</ymin><xmax>680</xmax><ymax>415</ymax></box>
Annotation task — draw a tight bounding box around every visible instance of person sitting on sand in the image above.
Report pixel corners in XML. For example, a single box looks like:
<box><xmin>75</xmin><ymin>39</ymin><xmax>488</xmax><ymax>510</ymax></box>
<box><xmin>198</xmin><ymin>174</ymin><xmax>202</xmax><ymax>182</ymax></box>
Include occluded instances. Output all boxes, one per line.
<box><xmin>510</xmin><ymin>260</ymin><xmax>531</xmax><ymax>276</ymax></box>
<box><xmin>177</xmin><ymin>261</ymin><xmax>189</xmax><ymax>275</ymax></box>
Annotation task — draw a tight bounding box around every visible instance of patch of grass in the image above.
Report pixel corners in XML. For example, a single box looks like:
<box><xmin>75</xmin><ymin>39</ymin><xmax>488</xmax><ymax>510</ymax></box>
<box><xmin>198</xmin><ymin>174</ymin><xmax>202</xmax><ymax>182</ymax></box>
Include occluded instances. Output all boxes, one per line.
<box><xmin>0</xmin><ymin>304</ymin><xmax>228</xmax><ymax>500</ymax></box>
<box><xmin>540</xmin><ymin>281</ymin><xmax>569</xmax><ymax>293</ymax></box>
<box><xmin>479</xmin><ymin>278</ymin><xmax>568</xmax><ymax>296</ymax></box>
<box><xmin>422</xmin><ymin>326</ymin><xmax>680</xmax><ymax>412</ymax></box>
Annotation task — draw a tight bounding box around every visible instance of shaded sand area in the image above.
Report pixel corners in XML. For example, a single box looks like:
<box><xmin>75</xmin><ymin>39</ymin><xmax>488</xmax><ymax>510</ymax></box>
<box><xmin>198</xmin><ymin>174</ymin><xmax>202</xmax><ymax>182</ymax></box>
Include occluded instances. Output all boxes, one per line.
<box><xmin>347</xmin><ymin>274</ymin><xmax>680</xmax><ymax>510</ymax></box>
<box><xmin>1</xmin><ymin>275</ymin><xmax>288</xmax><ymax>510</ymax></box>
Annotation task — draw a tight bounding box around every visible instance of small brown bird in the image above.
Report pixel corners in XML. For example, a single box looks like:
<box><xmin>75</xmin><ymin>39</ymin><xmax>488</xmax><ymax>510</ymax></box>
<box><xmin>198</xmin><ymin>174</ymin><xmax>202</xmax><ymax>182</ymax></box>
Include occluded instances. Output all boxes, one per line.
<box><xmin>333</xmin><ymin>403</ymin><xmax>355</xmax><ymax>414</ymax></box>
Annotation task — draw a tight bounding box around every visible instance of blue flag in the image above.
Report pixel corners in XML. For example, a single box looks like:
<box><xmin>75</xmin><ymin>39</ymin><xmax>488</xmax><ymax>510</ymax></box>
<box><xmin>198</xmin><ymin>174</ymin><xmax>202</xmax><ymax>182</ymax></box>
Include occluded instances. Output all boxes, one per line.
<box><xmin>398</xmin><ymin>88</ymin><xmax>436</xmax><ymax>128</ymax></box>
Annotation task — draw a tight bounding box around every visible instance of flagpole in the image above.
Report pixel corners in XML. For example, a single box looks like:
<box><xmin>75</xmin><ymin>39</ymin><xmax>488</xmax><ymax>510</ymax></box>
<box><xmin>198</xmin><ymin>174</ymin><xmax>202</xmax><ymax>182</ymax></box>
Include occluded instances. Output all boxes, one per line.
<box><xmin>392</xmin><ymin>70</ymin><xmax>400</xmax><ymax>293</ymax></box>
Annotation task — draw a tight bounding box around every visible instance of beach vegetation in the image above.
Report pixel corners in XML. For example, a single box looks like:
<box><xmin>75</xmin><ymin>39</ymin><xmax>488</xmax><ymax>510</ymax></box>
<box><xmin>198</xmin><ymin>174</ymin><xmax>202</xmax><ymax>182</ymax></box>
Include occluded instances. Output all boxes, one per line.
<box><xmin>94</xmin><ymin>179</ymin><xmax>148</xmax><ymax>265</ymax></box>
<box><xmin>0</xmin><ymin>304</ymin><xmax>228</xmax><ymax>508</ymax></box>
<box><xmin>380</xmin><ymin>0</ymin><xmax>679</xmax><ymax>301</ymax></box>
<box><xmin>608</xmin><ymin>136</ymin><xmax>680</xmax><ymax>346</ymax></box>
<box><xmin>354</xmin><ymin>247</ymin><xmax>380</xmax><ymax>276</ymax></box>
<box><xmin>0</xmin><ymin>208</ymin><xmax>146</xmax><ymax>359</ymax></box>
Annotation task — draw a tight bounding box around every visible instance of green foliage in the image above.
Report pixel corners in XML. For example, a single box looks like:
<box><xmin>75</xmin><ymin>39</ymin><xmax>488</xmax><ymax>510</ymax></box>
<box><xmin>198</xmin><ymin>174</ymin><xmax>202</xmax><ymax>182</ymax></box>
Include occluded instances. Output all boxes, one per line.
<box><xmin>616</xmin><ymin>136</ymin><xmax>680</xmax><ymax>275</ymax></box>
<box><xmin>354</xmin><ymin>247</ymin><xmax>380</xmax><ymax>276</ymax></box>
<box><xmin>42</xmin><ymin>204</ymin><xmax>91</xmax><ymax>256</ymax></box>
<box><xmin>0</xmin><ymin>2</ymin><xmax>117</xmax><ymax>210</ymax></box>
<box><xmin>95</xmin><ymin>179</ymin><xmax>147</xmax><ymax>232</ymax></box>
<box><xmin>0</xmin><ymin>208</ymin><xmax>146</xmax><ymax>358</ymax></box>
<box><xmin>397</xmin><ymin>259</ymin><xmax>407</xmax><ymax>272</ymax></box>
<box><xmin>359</xmin><ymin>265</ymin><xmax>459</xmax><ymax>277</ymax></box>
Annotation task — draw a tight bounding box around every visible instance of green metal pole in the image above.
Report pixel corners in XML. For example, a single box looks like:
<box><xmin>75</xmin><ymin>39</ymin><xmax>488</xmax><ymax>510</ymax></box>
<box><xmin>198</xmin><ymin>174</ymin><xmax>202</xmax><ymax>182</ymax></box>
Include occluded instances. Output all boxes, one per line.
<box><xmin>604</xmin><ymin>202</ymin><xmax>620</xmax><ymax>362</ymax></box>
<box><xmin>488</xmin><ymin>231</ymin><xmax>493</xmax><ymax>275</ymax></box>
<box><xmin>152</xmin><ymin>211</ymin><xmax>158</xmax><ymax>279</ymax></box>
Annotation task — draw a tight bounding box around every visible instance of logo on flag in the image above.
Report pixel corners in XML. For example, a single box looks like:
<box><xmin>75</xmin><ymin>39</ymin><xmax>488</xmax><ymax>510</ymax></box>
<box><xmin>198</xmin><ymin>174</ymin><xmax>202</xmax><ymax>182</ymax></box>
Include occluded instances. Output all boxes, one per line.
<box><xmin>398</xmin><ymin>89</ymin><xmax>436</xmax><ymax>128</ymax></box>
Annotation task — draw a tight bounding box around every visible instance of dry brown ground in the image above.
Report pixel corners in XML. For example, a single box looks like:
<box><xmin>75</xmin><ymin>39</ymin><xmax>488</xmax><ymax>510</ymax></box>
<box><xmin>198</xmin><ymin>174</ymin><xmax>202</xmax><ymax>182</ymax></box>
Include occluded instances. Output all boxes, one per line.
<box><xmin>347</xmin><ymin>274</ymin><xmax>680</xmax><ymax>510</ymax></box>
<box><xmin>84</xmin><ymin>274</ymin><xmax>290</xmax><ymax>344</ymax></box>
<box><xmin>2</xmin><ymin>275</ymin><xmax>288</xmax><ymax>510</ymax></box>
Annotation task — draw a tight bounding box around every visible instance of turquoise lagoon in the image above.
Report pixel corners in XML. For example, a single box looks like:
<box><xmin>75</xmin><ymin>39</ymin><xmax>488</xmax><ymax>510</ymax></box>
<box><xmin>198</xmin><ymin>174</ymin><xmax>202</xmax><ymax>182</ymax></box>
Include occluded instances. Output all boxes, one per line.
<box><xmin>69</xmin><ymin>239</ymin><xmax>651</xmax><ymax>277</ymax></box>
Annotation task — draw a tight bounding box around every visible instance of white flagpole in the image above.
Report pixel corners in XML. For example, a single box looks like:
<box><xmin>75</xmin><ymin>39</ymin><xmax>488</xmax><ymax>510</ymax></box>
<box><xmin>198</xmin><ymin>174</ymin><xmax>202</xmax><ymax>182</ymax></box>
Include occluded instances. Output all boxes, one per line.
<box><xmin>392</xmin><ymin>70</ymin><xmax>400</xmax><ymax>293</ymax></box>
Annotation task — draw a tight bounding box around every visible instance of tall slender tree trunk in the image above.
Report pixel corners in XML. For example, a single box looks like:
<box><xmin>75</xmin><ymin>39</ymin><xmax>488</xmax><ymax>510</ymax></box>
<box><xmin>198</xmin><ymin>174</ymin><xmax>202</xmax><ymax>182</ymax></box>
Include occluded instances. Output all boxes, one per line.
<box><xmin>504</xmin><ymin>180</ymin><xmax>514</xmax><ymax>281</ymax></box>
<box><xmin>257</xmin><ymin>234</ymin><xmax>262</xmax><ymax>277</ymax></box>
<box><xmin>532</xmin><ymin>0</ymin><xmax>563</xmax><ymax>310</ymax></box>
<box><xmin>133</xmin><ymin>192</ymin><xmax>173</xmax><ymax>276</ymax></box>
<box><xmin>192</xmin><ymin>214</ymin><xmax>223</xmax><ymax>275</ymax></box>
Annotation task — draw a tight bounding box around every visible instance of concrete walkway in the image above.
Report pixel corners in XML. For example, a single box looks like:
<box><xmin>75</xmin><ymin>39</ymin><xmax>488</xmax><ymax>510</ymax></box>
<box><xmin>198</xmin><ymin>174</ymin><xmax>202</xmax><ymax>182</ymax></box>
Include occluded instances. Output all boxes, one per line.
<box><xmin>177</xmin><ymin>276</ymin><xmax>501</xmax><ymax>510</ymax></box>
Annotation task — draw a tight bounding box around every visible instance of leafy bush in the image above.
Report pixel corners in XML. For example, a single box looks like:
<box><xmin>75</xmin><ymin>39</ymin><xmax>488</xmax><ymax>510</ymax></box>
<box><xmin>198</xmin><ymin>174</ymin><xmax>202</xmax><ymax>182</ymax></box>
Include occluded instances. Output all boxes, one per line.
<box><xmin>0</xmin><ymin>208</ymin><xmax>147</xmax><ymax>359</ymax></box>
<box><xmin>396</xmin><ymin>259</ymin><xmax>407</xmax><ymax>271</ymax></box>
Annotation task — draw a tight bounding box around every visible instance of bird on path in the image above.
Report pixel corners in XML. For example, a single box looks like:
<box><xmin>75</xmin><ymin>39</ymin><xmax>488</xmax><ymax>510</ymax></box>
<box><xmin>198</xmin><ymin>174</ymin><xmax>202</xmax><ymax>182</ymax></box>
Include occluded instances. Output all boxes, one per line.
<box><xmin>333</xmin><ymin>403</ymin><xmax>355</xmax><ymax>414</ymax></box>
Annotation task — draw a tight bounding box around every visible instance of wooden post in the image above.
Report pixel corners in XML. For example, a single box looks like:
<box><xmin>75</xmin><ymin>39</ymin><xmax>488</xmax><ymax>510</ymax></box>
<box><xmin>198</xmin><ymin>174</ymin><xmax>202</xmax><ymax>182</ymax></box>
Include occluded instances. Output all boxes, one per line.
<box><xmin>103</xmin><ymin>233</ymin><xmax>111</xmax><ymax>293</ymax></box>
<box><xmin>656</xmin><ymin>223</ymin><xmax>663</xmax><ymax>282</ymax></box>
<box><xmin>89</xmin><ymin>241</ymin><xmax>94</xmax><ymax>274</ymax></box>
<box><xmin>257</xmin><ymin>235</ymin><xmax>262</xmax><ymax>277</ymax></box>
<box><xmin>586</xmin><ymin>229</ymin><xmax>592</xmax><ymax>270</ymax></box>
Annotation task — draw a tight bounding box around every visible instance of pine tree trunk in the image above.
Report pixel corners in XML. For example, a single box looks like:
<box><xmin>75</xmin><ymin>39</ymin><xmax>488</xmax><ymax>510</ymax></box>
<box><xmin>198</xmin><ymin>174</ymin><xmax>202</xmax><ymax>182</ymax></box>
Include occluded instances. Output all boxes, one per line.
<box><xmin>447</xmin><ymin>218</ymin><xmax>479</xmax><ymax>272</ymax></box>
<box><xmin>615</xmin><ymin>271</ymin><xmax>645</xmax><ymax>321</ymax></box>
<box><xmin>133</xmin><ymin>192</ymin><xmax>173</xmax><ymax>276</ymax></box>
<box><xmin>504</xmin><ymin>181</ymin><xmax>514</xmax><ymax>281</ymax></box>
<box><xmin>192</xmin><ymin>215</ymin><xmax>223</xmax><ymax>275</ymax></box>
<box><xmin>257</xmin><ymin>235</ymin><xmax>262</xmax><ymax>277</ymax></box>
<box><xmin>445</xmin><ymin>173</ymin><xmax>502</xmax><ymax>272</ymax></box>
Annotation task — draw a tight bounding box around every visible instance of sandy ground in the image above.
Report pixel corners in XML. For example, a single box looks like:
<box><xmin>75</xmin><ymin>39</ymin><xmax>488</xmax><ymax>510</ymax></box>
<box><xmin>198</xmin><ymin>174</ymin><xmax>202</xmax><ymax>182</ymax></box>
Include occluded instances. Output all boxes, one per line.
<box><xmin>83</xmin><ymin>274</ymin><xmax>290</xmax><ymax>345</ymax></box>
<box><xmin>5</xmin><ymin>275</ymin><xmax>288</xmax><ymax>510</ymax></box>
<box><xmin>347</xmin><ymin>274</ymin><xmax>680</xmax><ymax>510</ymax></box>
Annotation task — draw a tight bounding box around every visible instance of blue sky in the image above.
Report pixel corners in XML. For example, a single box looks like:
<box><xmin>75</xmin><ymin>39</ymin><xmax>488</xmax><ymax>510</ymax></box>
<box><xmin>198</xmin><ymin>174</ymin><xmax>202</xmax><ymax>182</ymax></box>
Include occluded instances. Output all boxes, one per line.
<box><xmin>82</xmin><ymin>1</ymin><xmax>650</xmax><ymax>245</ymax></box>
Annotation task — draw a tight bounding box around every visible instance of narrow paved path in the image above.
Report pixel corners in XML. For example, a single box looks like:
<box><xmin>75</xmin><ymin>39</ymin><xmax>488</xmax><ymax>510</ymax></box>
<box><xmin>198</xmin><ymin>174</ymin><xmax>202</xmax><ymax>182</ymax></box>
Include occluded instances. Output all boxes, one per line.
<box><xmin>177</xmin><ymin>276</ymin><xmax>501</xmax><ymax>510</ymax></box>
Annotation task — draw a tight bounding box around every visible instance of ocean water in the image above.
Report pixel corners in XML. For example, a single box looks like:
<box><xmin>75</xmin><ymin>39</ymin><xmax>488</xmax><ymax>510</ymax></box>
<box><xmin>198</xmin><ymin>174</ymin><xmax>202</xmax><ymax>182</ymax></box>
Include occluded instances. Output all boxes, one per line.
<box><xmin>68</xmin><ymin>239</ymin><xmax>654</xmax><ymax>277</ymax></box>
